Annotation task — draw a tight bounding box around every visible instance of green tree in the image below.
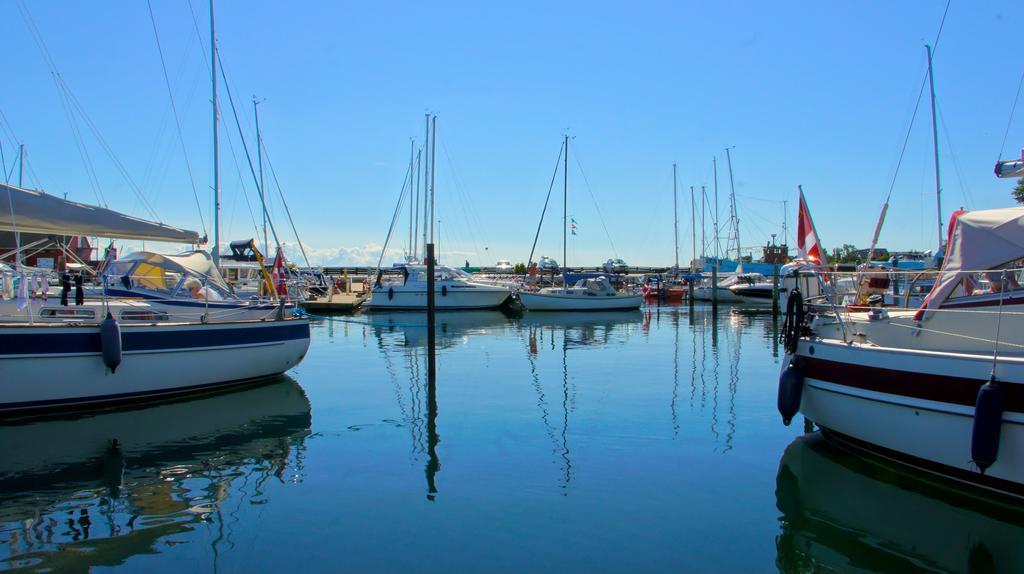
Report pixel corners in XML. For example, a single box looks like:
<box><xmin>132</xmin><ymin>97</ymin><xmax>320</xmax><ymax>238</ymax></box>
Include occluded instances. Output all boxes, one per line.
<box><xmin>1013</xmin><ymin>177</ymin><xmax>1024</xmax><ymax>205</ymax></box>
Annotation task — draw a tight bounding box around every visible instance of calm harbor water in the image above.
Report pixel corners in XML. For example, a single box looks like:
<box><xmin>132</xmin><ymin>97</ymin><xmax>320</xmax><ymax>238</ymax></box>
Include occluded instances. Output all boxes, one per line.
<box><xmin>2</xmin><ymin>305</ymin><xmax>1021</xmax><ymax>573</ymax></box>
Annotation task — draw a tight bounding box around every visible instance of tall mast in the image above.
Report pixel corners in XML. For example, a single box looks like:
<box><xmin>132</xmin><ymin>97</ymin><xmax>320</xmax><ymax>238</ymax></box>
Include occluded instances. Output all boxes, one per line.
<box><xmin>430</xmin><ymin>115</ymin><xmax>437</xmax><ymax>250</ymax></box>
<box><xmin>701</xmin><ymin>185</ymin><xmax>706</xmax><ymax>259</ymax></box>
<box><xmin>725</xmin><ymin>147</ymin><xmax>739</xmax><ymax>262</ymax></box>
<box><xmin>407</xmin><ymin>138</ymin><xmax>415</xmax><ymax>257</ymax></box>
<box><xmin>563</xmin><ymin>134</ymin><xmax>568</xmax><ymax>282</ymax></box>
<box><xmin>672</xmin><ymin>163</ymin><xmax>679</xmax><ymax>269</ymax></box>
<box><xmin>926</xmin><ymin>44</ymin><xmax>943</xmax><ymax>248</ymax></box>
<box><xmin>422</xmin><ymin>114</ymin><xmax>430</xmax><ymax>260</ymax></box>
<box><xmin>210</xmin><ymin>0</ymin><xmax>220</xmax><ymax>265</ymax></box>
<box><xmin>208</xmin><ymin>0</ymin><xmax>219</xmax><ymax>263</ymax></box>
<box><xmin>690</xmin><ymin>186</ymin><xmax>696</xmax><ymax>268</ymax></box>
<box><xmin>713</xmin><ymin>157</ymin><xmax>719</xmax><ymax>259</ymax></box>
<box><xmin>413</xmin><ymin>148</ymin><xmax>421</xmax><ymax>259</ymax></box>
<box><xmin>18</xmin><ymin>144</ymin><xmax>24</xmax><ymax>187</ymax></box>
<box><xmin>253</xmin><ymin>97</ymin><xmax>267</xmax><ymax>257</ymax></box>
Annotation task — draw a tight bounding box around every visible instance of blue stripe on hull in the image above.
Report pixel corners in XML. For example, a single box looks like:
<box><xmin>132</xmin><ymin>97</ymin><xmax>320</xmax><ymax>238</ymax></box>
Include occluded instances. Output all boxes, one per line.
<box><xmin>1</xmin><ymin>321</ymin><xmax>310</xmax><ymax>356</ymax></box>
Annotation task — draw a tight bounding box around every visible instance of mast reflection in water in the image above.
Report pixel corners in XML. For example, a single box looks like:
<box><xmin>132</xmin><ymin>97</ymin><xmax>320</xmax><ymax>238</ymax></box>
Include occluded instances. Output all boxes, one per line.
<box><xmin>0</xmin><ymin>379</ymin><xmax>311</xmax><ymax>572</ymax></box>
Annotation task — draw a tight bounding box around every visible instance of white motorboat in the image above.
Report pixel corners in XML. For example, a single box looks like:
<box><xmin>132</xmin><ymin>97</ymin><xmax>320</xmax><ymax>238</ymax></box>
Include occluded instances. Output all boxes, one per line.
<box><xmin>519</xmin><ymin>276</ymin><xmax>642</xmax><ymax>311</ymax></box>
<box><xmin>363</xmin><ymin>264</ymin><xmax>511</xmax><ymax>310</ymax></box>
<box><xmin>692</xmin><ymin>272</ymin><xmax>769</xmax><ymax>303</ymax></box>
<box><xmin>777</xmin><ymin>207</ymin><xmax>1024</xmax><ymax>499</ymax></box>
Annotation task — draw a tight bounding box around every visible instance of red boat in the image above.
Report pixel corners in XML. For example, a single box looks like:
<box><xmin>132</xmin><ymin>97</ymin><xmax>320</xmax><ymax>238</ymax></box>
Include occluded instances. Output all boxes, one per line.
<box><xmin>642</xmin><ymin>276</ymin><xmax>686</xmax><ymax>302</ymax></box>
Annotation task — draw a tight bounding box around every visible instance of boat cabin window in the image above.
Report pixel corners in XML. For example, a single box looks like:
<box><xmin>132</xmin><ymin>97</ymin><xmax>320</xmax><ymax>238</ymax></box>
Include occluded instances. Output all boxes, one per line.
<box><xmin>40</xmin><ymin>308</ymin><xmax>96</xmax><ymax>319</ymax></box>
<box><xmin>947</xmin><ymin>263</ymin><xmax>1024</xmax><ymax>299</ymax></box>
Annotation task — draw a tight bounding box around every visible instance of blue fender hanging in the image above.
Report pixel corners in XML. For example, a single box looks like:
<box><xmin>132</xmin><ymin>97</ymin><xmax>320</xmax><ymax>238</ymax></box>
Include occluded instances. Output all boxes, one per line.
<box><xmin>971</xmin><ymin>375</ymin><xmax>1005</xmax><ymax>474</ymax></box>
<box><xmin>388</xmin><ymin>287</ymin><xmax>394</xmax><ymax>301</ymax></box>
<box><xmin>100</xmin><ymin>311</ymin><xmax>122</xmax><ymax>374</ymax></box>
<box><xmin>441</xmin><ymin>285</ymin><xmax>448</xmax><ymax>297</ymax></box>
<box><xmin>777</xmin><ymin>362</ymin><xmax>804</xmax><ymax>426</ymax></box>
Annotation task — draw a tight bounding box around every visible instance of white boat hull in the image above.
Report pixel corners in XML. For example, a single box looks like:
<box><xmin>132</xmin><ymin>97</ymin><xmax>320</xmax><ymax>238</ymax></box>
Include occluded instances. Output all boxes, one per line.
<box><xmin>364</xmin><ymin>286</ymin><xmax>510</xmax><ymax>310</ymax></box>
<box><xmin>0</xmin><ymin>319</ymin><xmax>310</xmax><ymax>414</ymax></box>
<box><xmin>790</xmin><ymin>339</ymin><xmax>1024</xmax><ymax>498</ymax></box>
<box><xmin>518</xmin><ymin>291</ymin><xmax>643</xmax><ymax>311</ymax></box>
<box><xmin>692</xmin><ymin>286</ymin><xmax>746</xmax><ymax>303</ymax></box>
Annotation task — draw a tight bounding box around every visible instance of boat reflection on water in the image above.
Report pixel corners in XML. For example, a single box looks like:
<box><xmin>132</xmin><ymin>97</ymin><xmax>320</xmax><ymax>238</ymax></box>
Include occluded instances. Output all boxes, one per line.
<box><xmin>520</xmin><ymin>310</ymin><xmax>644</xmax><ymax>350</ymax></box>
<box><xmin>369</xmin><ymin>309</ymin><xmax>517</xmax><ymax>349</ymax></box>
<box><xmin>0</xmin><ymin>378</ymin><xmax>312</xmax><ymax>571</ymax></box>
<box><xmin>776</xmin><ymin>434</ymin><xmax>1024</xmax><ymax>573</ymax></box>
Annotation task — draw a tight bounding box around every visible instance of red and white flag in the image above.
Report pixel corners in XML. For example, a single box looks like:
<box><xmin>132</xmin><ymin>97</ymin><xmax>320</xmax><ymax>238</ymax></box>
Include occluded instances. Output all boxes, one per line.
<box><xmin>796</xmin><ymin>187</ymin><xmax>828</xmax><ymax>265</ymax></box>
<box><xmin>271</xmin><ymin>247</ymin><xmax>288</xmax><ymax>296</ymax></box>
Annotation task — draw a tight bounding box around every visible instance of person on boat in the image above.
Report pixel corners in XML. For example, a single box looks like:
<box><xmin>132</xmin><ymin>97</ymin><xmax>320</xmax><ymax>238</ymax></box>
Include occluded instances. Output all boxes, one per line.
<box><xmin>984</xmin><ymin>270</ymin><xmax>1021</xmax><ymax>293</ymax></box>
<box><xmin>184</xmin><ymin>277</ymin><xmax>222</xmax><ymax>301</ymax></box>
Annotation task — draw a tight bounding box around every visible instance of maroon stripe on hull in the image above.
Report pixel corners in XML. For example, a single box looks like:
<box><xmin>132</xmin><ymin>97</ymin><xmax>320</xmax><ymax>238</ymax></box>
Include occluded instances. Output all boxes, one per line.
<box><xmin>798</xmin><ymin>356</ymin><xmax>1024</xmax><ymax>412</ymax></box>
<box><xmin>821</xmin><ymin>428</ymin><xmax>1024</xmax><ymax>500</ymax></box>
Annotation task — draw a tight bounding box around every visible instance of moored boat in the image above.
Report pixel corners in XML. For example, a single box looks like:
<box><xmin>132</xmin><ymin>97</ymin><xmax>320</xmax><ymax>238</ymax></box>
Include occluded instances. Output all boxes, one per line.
<box><xmin>363</xmin><ymin>264</ymin><xmax>511</xmax><ymax>310</ymax></box>
<box><xmin>519</xmin><ymin>276</ymin><xmax>642</xmax><ymax>311</ymax></box>
<box><xmin>777</xmin><ymin>206</ymin><xmax>1024</xmax><ymax>499</ymax></box>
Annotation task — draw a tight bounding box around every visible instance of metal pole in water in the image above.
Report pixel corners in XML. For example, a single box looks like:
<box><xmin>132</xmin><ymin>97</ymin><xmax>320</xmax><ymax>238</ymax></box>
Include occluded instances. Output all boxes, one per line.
<box><xmin>425</xmin><ymin>241</ymin><xmax>439</xmax><ymax>499</ymax></box>
<box><xmin>772</xmin><ymin>263</ymin><xmax>780</xmax><ymax>315</ymax></box>
<box><xmin>426</xmin><ymin>243</ymin><xmax>437</xmax><ymax>382</ymax></box>
<box><xmin>711</xmin><ymin>264</ymin><xmax>718</xmax><ymax>309</ymax></box>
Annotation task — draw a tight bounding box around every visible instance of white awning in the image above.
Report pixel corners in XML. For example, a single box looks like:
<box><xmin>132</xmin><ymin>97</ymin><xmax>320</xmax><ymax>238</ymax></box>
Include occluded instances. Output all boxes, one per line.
<box><xmin>916</xmin><ymin>207</ymin><xmax>1024</xmax><ymax>320</ymax></box>
<box><xmin>0</xmin><ymin>183</ymin><xmax>202</xmax><ymax>243</ymax></box>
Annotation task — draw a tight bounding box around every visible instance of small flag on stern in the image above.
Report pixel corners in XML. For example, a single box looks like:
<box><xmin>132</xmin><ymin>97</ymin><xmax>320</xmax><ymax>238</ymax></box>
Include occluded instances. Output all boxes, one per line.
<box><xmin>796</xmin><ymin>188</ymin><xmax>828</xmax><ymax>266</ymax></box>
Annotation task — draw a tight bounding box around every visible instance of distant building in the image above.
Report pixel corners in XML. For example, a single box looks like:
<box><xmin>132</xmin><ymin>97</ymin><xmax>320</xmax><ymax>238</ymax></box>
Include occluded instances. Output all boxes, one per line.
<box><xmin>855</xmin><ymin>247</ymin><xmax>889</xmax><ymax>260</ymax></box>
<box><xmin>761</xmin><ymin>243</ymin><xmax>790</xmax><ymax>264</ymax></box>
<box><xmin>0</xmin><ymin>232</ymin><xmax>94</xmax><ymax>270</ymax></box>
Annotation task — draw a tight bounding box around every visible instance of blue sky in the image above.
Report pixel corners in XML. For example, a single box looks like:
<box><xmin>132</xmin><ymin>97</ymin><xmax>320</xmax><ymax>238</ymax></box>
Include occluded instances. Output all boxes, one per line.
<box><xmin>1</xmin><ymin>1</ymin><xmax>1021</xmax><ymax>266</ymax></box>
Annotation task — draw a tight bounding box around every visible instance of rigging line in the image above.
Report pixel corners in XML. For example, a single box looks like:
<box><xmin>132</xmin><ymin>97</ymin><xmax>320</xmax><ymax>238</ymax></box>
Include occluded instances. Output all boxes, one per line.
<box><xmin>58</xmin><ymin>82</ymin><xmax>163</xmax><ymax>220</ymax></box>
<box><xmin>146</xmin><ymin>0</ymin><xmax>208</xmax><ymax>237</ymax></box>
<box><xmin>53</xmin><ymin>79</ymin><xmax>105</xmax><ymax>206</ymax></box>
<box><xmin>260</xmin><ymin>138</ymin><xmax>312</xmax><ymax>268</ymax></box>
<box><xmin>997</xmin><ymin>67</ymin><xmax>1024</xmax><ymax>161</ymax></box>
<box><xmin>216</xmin><ymin>50</ymin><xmax>283</xmax><ymax>252</ymax></box>
<box><xmin>936</xmin><ymin>103</ymin><xmax>972</xmax><ymax>209</ymax></box>
<box><xmin>880</xmin><ymin>0</ymin><xmax>952</xmax><ymax>207</ymax></box>
<box><xmin>568</xmin><ymin>139</ymin><xmax>618</xmax><ymax>257</ymax></box>
<box><xmin>222</xmin><ymin>121</ymin><xmax>262</xmax><ymax>242</ymax></box>
<box><xmin>18</xmin><ymin>1</ymin><xmax>164</xmax><ymax>216</ymax></box>
<box><xmin>440</xmin><ymin>141</ymin><xmax>489</xmax><ymax>251</ymax></box>
<box><xmin>373</xmin><ymin>162</ymin><xmax>414</xmax><ymax>272</ymax></box>
<box><xmin>527</xmin><ymin>141</ymin><xmax>564</xmax><ymax>266</ymax></box>
<box><xmin>440</xmin><ymin>142</ymin><xmax>482</xmax><ymax>258</ymax></box>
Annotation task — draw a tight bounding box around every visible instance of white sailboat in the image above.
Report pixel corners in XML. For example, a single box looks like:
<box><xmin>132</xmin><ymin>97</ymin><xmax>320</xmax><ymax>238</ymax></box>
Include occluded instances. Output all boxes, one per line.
<box><xmin>0</xmin><ymin>185</ymin><xmax>310</xmax><ymax>415</ymax></box>
<box><xmin>519</xmin><ymin>136</ymin><xmax>642</xmax><ymax>312</ymax></box>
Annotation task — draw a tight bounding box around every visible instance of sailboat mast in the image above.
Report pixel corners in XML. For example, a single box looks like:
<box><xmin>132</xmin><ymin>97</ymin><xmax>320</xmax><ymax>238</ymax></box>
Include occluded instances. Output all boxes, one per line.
<box><xmin>422</xmin><ymin>114</ymin><xmax>430</xmax><ymax>261</ymax></box>
<box><xmin>413</xmin><ymin>148</ymin><xmax>421</xmax><ymax>259</ymax></box>
<box><xmin>672</xmin><ymin>163</ymin><xmax>679</xmax><ymax>269</ymax></box>
<box><xmin>407</xmin><ymin>138</ymin><xmax>415</xmax><ymax>257</ymax></box>
<box><xmin>210</xmin><ymin>0</ymin><xmax>220</xmax><ymax>265</ymax></box>
<box><xmin>253</xmin><ymin>97</ymin><xmax>267</xmax><ymax>257</ymax></box>
<box><xmin>926</xmin><ymin>44</ymin><xmax>943</xmax><ymax>248</ymax></box>
<box><xmin>690</xmin><ymin>186</ymin><xmax>696</xmax><ymax>268</ymax></box>
<box><xmin>563</xmin><ymin>134</ymin><xmax>568</xmax><ymax>281</ymax></box>
<box><xmin>701</xmin><ymin>185</ymin><xmax>706</xmax><ymax>259</ymax></box>
<box><xmin>725</xmin><ymin>147</ymin><xmax>739</xmax><ymax>262</ymax></box>
<box><xmin>713</xmin><ymin>157</ymin><xmax>719</xmax><ymax>260</ymax></box>
<box><xmin>430</xmin><ymin>115</ymin><xmax>437</xmax><ymax>250</ymax></box>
